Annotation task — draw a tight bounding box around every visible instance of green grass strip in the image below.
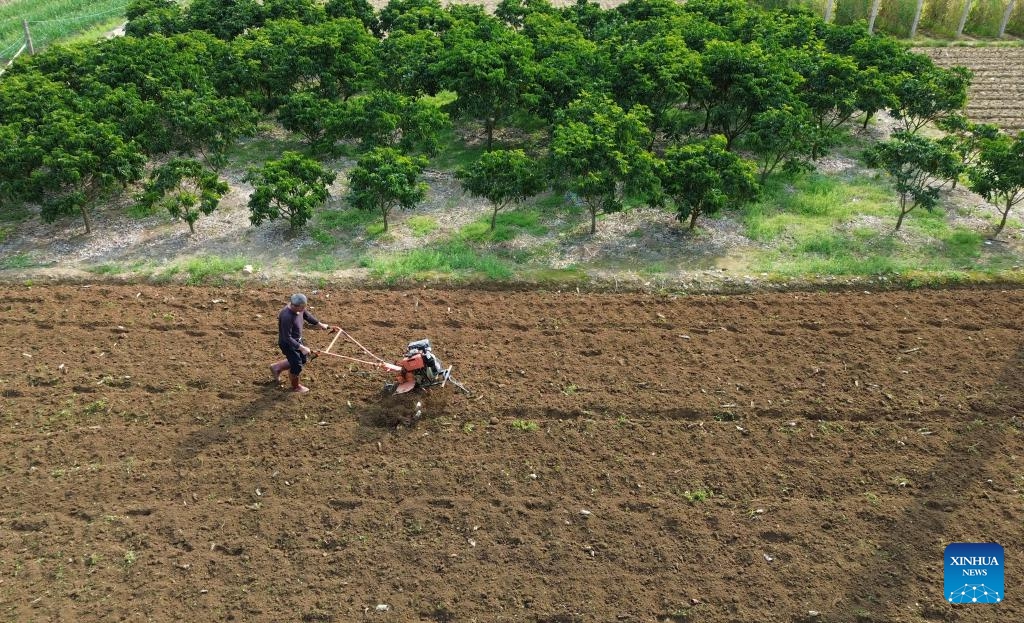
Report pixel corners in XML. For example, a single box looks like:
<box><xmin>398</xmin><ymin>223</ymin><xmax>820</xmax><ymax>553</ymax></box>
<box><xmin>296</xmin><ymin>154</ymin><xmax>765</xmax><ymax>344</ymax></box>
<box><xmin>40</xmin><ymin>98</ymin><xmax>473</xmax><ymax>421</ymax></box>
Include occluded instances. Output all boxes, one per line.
<box><xmin>363</xmin><ymin>242</ymin><xmax>512</xmax><ymax>282</ymax></box>
<box><xmin>1</xmin><ymin>0</ymin><xmax>129</xmax><ymax>60</ymax></box>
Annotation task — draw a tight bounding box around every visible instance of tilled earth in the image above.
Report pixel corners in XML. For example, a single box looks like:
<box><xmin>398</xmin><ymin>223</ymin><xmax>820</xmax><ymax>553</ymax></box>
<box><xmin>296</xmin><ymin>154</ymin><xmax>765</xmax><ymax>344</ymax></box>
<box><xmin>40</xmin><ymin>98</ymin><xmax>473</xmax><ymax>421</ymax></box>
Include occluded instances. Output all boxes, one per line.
<box><xmin>1</xmin><ymin>284</ymin><xmax>1022</xmax><ymax>623</ymax></box>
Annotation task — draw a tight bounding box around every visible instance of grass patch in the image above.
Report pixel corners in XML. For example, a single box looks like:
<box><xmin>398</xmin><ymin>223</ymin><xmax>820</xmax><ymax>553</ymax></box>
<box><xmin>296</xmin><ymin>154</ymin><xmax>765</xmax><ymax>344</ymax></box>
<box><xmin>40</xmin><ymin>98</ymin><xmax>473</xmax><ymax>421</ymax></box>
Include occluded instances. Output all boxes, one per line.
<box><xmin>362</xmin><ymin>242</ymin><xmax>512</xmax><ymax>282</ymax></box>
<box><xmin>165</xmin><ymin>255</ymin><xmax>253</xmax><ymax>284</ymax></box>
<box><xmin>405</xmin><ymin>215</ymin><xmax>438</xmax><ymax>237</ymax></box>
<box><xmin>0</xmin><ymin>253</ymin><xmax>36</xmax><ymax>270</ymax></box>
<box><xmin>458</xmin><ymin>209</ymin><xmax>548</xmax><ymax>243</ymax></box>
<box><xmin>428</xmin><ymin>127</ymin><xmax>488</xmax><ymax>170</ymax></box>
<box><xmin>300</xmin><ymin>253</ymin><xmax>349</xmax><ymax>273</ymax></box>
<box><xmin>86</xmin><ymin>261</ymin><xmax>149</xmax><ymax>276</ymax></box>
<box><xmin>224</xmin><ymin>131</ymin><xmax>306</xmax><ymax>169</ymax></box>
<box><xmin>316</xmin><ymin>207</ymin><xmax>377</xmax><ymax>231</ymax></box>
<box><xmin>738</xmin><ymin>169</ymin><xmax>1014</xmax><ymax>278</ymax></box>
<box><xmin>308</xmin><ymin>207</ymin><xmax>382</xmax><ymax>243</ymax></box>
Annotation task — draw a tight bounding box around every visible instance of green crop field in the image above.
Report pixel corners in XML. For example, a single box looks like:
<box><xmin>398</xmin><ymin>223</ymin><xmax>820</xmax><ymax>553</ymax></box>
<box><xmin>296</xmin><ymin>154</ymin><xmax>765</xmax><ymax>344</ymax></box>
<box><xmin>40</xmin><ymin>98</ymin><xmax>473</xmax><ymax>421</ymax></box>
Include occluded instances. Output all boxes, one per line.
<box><xmin>0</xmin><ymin>0</ymin><xmax>128</xmax><ymax>63</ymax></box>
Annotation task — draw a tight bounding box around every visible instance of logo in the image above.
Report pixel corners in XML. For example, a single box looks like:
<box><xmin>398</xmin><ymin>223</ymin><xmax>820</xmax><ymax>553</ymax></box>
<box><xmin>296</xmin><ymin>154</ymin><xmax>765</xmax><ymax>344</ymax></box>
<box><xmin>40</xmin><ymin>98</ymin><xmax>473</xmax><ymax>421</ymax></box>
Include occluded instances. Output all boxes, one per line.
<box><xmin>944</xmin><ymin>542</ymin><xmax>1004</xmax><ymax>603</ymax></box>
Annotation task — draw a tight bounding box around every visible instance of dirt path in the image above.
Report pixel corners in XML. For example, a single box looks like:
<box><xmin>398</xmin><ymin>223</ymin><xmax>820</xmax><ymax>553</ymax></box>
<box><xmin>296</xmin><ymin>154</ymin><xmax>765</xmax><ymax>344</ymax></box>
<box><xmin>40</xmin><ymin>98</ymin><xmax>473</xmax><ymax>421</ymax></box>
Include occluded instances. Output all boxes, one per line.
<box><xmin>1</xmin><ymin>283</ymin><xmax>1022</xmax><ymax>622</ymax></box>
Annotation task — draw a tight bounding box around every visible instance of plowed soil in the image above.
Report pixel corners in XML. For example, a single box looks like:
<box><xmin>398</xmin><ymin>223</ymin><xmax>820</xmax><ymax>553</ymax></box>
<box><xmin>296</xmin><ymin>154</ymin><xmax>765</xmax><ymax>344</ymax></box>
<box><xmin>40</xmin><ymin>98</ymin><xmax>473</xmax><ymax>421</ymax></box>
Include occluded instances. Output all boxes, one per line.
<box><xmin>1</xmin><ymin>284</ymin><xmax>1022</xmax><ymax>623</ymax></box>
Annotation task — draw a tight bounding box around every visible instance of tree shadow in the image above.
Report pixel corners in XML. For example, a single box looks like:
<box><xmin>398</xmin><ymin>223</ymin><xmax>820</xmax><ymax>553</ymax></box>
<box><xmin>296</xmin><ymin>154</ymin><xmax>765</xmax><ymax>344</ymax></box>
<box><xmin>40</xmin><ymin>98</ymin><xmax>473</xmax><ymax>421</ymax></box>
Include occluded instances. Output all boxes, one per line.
<box><xmin>823</xmin><ymin>338</ymin><xmax>1024</xmax><ymax>621</ymax></box>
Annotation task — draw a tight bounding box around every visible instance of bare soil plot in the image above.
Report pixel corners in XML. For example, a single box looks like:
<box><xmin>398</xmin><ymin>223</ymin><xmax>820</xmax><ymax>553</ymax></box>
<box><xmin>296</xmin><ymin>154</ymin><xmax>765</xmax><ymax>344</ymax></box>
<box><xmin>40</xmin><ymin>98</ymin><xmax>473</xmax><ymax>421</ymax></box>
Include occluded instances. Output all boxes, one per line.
<box><xmin>1</xmin><ymin>283</ymin><xmax>1022</xmax><ymax>622</ymax></box>
<box><xmin>918</xmin><ymin>46</ymin><xmax>1024</xmax><ymax>134</ymax></box>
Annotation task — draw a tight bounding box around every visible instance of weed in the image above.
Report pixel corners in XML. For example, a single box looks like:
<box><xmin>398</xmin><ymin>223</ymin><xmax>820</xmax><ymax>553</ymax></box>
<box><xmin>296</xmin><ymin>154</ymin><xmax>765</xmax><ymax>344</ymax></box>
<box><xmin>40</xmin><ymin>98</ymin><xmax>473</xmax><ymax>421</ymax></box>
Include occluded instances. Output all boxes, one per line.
<box><xmin>173</xmin><ymin>256</ymin><xmax>253</xmax><ymax>285</ymax></box>
<box><xmin>462</xmin><ymin>422</ymin><xmax>475</xmax><ymax>433</ymax></box>
<box><xmin>561</xmin><ymin>383</ymin><xmax>579</xmax><ymax>396</ymax></box>
<box><xmin>85</xmin><ymin>553</ymin><xmax>101</xmax><ymax>567</ymax></box>
<box><xmin>682</xmin><ymin>488</ymin><xmax>713</xmax><ymax>503</ymax></box>
<box><xmin>406</xmin><ymin>215</ymin><xmax>439</xmax><ymax>237</ymax></box>
<box><xmin>364</xmin><ymin>242</ymin><xmax>512</xmax><ymax>281</ymax></box>
<box><xmin>817</xmin><ymin>421</ymin><xmax>846</xmax><ymax>435</ymax></box>
<box><xmin>82</xmin><ymin>400</ymin><xmax>108</xmax><ymax>416</ymax></box>
<box><xmin>123</xmin><ymin>550</ymin><xmax>137</xmax><ymax>567</ymax></box>
<box><xmin>0</xmin><ymin>253</ymin><xmax>36</xmax><ymax>270</ymax></box>
<box><xmin>864</xmin><ymin>492</ymin><xmax>880</xmax><ymax>505</ymax></box>
<box><xmin>510</xmin><ymin>419</ymin><xmax>539</xmax><ymax>432</ymax></box>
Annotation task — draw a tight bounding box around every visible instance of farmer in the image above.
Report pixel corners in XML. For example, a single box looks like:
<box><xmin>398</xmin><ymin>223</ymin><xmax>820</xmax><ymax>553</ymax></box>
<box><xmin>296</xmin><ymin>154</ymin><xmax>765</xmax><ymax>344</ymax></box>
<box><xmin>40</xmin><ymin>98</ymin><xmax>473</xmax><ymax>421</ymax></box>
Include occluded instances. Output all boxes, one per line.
<box><xmin>270</xmin><ymin>293</ymin><xmax>337</xmax><ymax>394</ymax></box>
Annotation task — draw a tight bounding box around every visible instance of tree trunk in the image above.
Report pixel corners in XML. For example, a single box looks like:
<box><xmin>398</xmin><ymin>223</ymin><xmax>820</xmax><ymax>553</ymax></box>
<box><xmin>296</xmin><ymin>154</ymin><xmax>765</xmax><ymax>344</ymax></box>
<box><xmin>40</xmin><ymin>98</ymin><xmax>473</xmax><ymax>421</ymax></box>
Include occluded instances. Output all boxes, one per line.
<box><xmin>1000</xmin><ymin>0</ymin><xmax>1017</xmax><ymax>37</ymax></box>
<box><xmin>80</xmin><ymin>204</ymin><xmax>92</xmax><ymax>234</ymax></box>
<box><xmin>491</xmin><ymin>205</ymin><xmax>499</xmax><ymax>231</ymax></box>
<box><xmin>824</xmin><ymin>0</ymin><xmax>835</xmax><ymax>23</ymax></box>
<box><xmin>382</xmin><ymin>206</ymin><xmax>389</xmax><ymax>232</ymax></box>
<box><xmin>862</xmin><ymin>112</ymin><xmax>873</xmax><ymax>130</ymax></box>
<box><xmin>590</xmin><ymin>205</ymin><xmax>597</xmax><ymax>235</ymax></box>
<box><xmin>689</xmin><ymin>208</ymin><xmax>699</xmax><ymax>230</ymax></box>
<box><xmin>485</xmin><ymin>117</ymin><xmax>494</xmax><ymax>152</ymax></box>
<box><xmin>868</xmin><ymin>0</ymin><xmax>882</xmax><ymax>34</ymax></box>
<box><xmin>911</xmin><ymin>0</ymin><xmax>925</xmax><ymax>37</ymax></box>
<box><xmin>895</xmin><ymin>196</ymin><xmax>911</xmax><ymax>231</ymax></box>
<box><xmin>994</xmin><ymin>203</ymin><xmax>1011</xmax><ymax>236</ymax></box>
<box><xmin>188</xmin><ymin>218</ymin><xmax>196</xmax><ymax>235</ymax></box>
<box><xmin>957</xmin><ymin>0</ymin><xmax>974</xmax><ymax>38</ymax></box>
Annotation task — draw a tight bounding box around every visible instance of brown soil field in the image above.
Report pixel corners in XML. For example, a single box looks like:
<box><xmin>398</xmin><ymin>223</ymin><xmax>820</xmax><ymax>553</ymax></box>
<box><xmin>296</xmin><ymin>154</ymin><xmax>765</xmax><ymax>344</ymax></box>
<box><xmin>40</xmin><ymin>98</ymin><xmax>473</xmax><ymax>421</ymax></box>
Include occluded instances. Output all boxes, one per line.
<box><xmin>1</xmin><ymin>283</ymin><xmax>1023</xmax><ymax>623</ymax></box>
<box><xmin>917</xmin><ymin>46</ymin><xmax>1024</xmax><ymax>134</ymax></box>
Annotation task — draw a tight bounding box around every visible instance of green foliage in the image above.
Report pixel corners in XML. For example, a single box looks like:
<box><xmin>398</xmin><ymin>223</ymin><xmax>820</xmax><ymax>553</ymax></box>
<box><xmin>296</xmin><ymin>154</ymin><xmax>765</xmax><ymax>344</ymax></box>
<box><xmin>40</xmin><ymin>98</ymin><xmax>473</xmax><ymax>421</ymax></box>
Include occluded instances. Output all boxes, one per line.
<box><xmin>550</xmin><ymin>92</ymin><xmax>655</xmax><ymax>234</ymax></box>
<box><xmin>874</xmin><ymin>0</ymin><xmax>918</xmax><ymax>37</ymax></box>
<box><xmin>1010</xmin><ymin>2</ymin><xmax>1024</xmax><ymax>37</ymax></box>
<box><xmin>182</xmin><ymin>0</ymin><xmax>262</xmax><ymax>40</ymax></box>
<box><xmin>136</xmin><ymin>158</ymin><xmax>229</xmax><ymax>234</ymax></box>
<box><xmin>798</xmin><ymin>51</ymin><xmax>860</xmax><ymax>134</ymax></box>
<box><xmin>326</xmin><ymin>0</ymin><xmax>378</xmax><ymax>31</ymax></box>
<box><xmin>745</xmin><ymin>104</ymin><xmax>816</xmax><ymax>180</ymax></box>
<box><xmin>865</xmin><ymin>131</ymin><xmax>961</xmax><ymax>230</ymax></box>
<box><xmin>347</xmin><ymin>147</ymin><xmax>428</xmax><ymax>232</ymax></box>
<box><xmin>337</xmin><ymin>91</ymin><xmax>450</xmax><ymax>154</ymax></box>
<box><xmin>435</xmin><ymin>14</ymin><xmax>537</xmax><ymax>150</ymax></box>
<box><xmin>966</xmin><ymin>0</ymin><xmax>1007</xmax><ymax>37</ymax></box>
<box><xmin>277</xmin><ymin>91</ymin><xmax>343</xmax><ymax>151</ymax></box>
<box><xmin>696</xmin><ymin>40</ymin><xmax>802</xmax><ymax>150</ymax></box>
<box><xmin>28</xmin><ymin>110</ymin><xmax>146</xmax><ymax>234</ymax></box>
<box><xmin>966</xmin><ymin>130</ymin><xmax>1024</xmax><ymax>236</ymax></box>
<box><xmin>378</xmin><ymin>0</ymin><xmax>454</xmax><ymax>36</ymax></box>
<box><xmin>921</xmin><ymin>0</ymin><xmax>964</xmax><ymax>37</ymax></box>
<box><xmin>363</xmin><ymin>242</ymin><xmax>512</xmax><ymax>281</ymax></box>
<box><xmin>233</xmin><ymin>17</ymin><xmax>378</xmax><ymax>109</ymax></box>
<box><xmin>660</xmin><ymin>135</ymin><xmax>759</xmax><ymax>230</ymax></box>
<box><xmin>522</xmin><ymin>12</ymin><xmax>603</xmax><ymax>125</ymax></box>
<box><xmin>610</xmin><ymin>32</ymin><xmax>704</xmax><ymax>134</ymax></box>
<box><xmin>245</xmin><ymin>152</ymin><xmax>336</xmax><ymax>231</ymax></box>
<box><xmin>125</xmin><ymin>0</ymin><xmax>183</xmax><ymax>37</ymax></box>
<box><xmin>262</xmin><ymin>0</ymin><xmax>328</xmax><ymax>25</ymax></box>
<box><xmin>890</xmin><ymin>65</ymin><xmax>971</xmax><ymax>134</ymax></box>
<box><xmin>458</xmin><ymin>149</ymin><xmax>546</xmax><ymax>231</ymax></box>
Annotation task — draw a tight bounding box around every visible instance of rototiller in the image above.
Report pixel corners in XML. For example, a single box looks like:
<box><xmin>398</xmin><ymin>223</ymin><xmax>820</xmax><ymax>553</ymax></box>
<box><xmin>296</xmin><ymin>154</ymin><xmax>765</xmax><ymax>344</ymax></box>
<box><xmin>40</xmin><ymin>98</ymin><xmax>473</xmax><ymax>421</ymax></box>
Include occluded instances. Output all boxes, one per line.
<box><xmin>312</xmin><ymin>329</ymin><xmax>470</xmax><ymax>396</ymax></box>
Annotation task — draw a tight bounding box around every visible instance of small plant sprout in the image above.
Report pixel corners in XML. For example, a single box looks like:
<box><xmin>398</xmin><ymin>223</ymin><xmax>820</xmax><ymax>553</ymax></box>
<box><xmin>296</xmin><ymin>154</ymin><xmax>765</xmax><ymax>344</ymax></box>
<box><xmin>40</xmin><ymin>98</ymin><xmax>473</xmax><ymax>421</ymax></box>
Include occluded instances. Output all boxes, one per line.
<box><xmin>510</xmin><ymin>419</ymin><xmax>539</xmax><ymax>432</ymax></box>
